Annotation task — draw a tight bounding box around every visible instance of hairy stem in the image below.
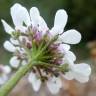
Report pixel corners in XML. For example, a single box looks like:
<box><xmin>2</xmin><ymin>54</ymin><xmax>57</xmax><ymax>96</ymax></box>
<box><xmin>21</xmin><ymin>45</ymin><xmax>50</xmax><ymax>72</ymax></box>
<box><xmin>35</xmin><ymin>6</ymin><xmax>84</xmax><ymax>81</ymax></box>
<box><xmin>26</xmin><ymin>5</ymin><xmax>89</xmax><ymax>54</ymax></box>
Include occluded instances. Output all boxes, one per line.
<box><xmin>0</xmin><ymin>61</ymin><xmax>35</xmax><ymax>96</ymax></box>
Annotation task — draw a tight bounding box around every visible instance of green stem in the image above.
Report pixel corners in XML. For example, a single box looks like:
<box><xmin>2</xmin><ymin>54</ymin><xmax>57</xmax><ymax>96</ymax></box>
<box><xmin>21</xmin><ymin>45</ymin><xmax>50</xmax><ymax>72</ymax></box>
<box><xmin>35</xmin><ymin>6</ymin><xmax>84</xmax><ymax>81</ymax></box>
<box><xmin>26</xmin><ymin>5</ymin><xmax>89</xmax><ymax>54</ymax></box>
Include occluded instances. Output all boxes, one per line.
<box><xmin>37</xmin><ymin>61</ymin><xmax>69</xmax><ymax>72</ymax></box>
<box><xmin>0</xmin><ymin>61</ymin><xmax>35</xmax><ymax>96</ymax></box>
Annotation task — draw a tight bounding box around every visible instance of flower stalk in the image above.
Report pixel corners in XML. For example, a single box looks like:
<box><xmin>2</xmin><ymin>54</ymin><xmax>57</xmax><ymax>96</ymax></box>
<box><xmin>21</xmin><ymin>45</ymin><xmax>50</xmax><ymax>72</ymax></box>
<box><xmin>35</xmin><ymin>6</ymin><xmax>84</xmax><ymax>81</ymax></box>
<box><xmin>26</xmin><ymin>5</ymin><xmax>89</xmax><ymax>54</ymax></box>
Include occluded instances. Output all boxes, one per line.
<box><xmin>0</xmin><ymin>61</ymin><xmax>35</xmax><ymax>96</ymax></box>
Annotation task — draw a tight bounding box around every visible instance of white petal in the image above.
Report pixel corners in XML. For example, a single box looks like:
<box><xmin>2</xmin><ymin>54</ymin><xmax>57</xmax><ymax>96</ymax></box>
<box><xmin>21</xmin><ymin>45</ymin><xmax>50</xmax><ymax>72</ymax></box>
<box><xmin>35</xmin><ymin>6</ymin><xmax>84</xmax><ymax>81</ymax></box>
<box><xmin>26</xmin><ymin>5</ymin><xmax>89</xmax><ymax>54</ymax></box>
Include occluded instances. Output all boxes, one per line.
<box><xmin>58</xmin><ymin>44</ymin><xmax>70</xmax><ymax>53</ymax></box>
<box><xmin>39</xmin><ymin>16</ymin><xmax>48</xmax><ymax>35</ymax></box>
<box><xmin>63</xmin><ymin>71</ymin><xmax>74</xmax><ymax>80</ymax></box>
<box><xmin>54</xmin><ymin>9</ymin><xmax>68</xmax><ymax>30</ymax></box>
<box><xmin>59</xmin><ymin>29</ymin><xmax>81</xmax><ymax>44</ymax></box>
<box><xmin>30</xmin><ymin>7</ymin><xmax>40</xmax><ymax>26</ymax></box>
<box><xmin>10</xmin><ymin>38</ymin><xmax>19</xmax><ymax>45</ymax></box>
<box><xmin>74</xmin><ymin>73</ymin><xmax>89</xmax><ymax>83</ymax></box>
<box><xmin>47</xmin><ymin>77</ymin><xmax>62</xmax><ymax>94</ymax></box>
<box><xmin>11</xmin><ymin>3</ymin><xmax>30</xmax><ymax>27</ymax></box>
<box><xmin>28</xmin><ymin>72</ymin><xmax>41</xmax><ymax>92</ymax></box>
<box><xmin>1</xmin><ymin>19</ymin><xmax>14</xmax><ymax>34</ymax></box>
<box><xmin>62</xmin><ymin>44</ymin><xmax>70</xmax><ymax>51</ymax></box>
<box><xmin>73</xmin><ymin>63</ymin><xmax>91</xmax><ymax>76</ymax></box>
<box><xmin>3</xmin><ymin>66</ymin><xmax>11</xmax><ymax>74</ymax></box>
<box><xmin>0</xmin><ymin>75</ymin><xmax>8</xmax><ymax>85</ymax></box>
<box><xmin>50</xmin><ymin>9</ymin><xmax>68</xmax><ymax>36</ymax></box>
<box><xmin>3</xmin><ymin>41</ymin><xmax>16</xmax><ymax>52</ymax></box>
<box><xmin>65</xmin><ymin>51</ymin><xmax>76</xmax><ymax>62</ymax></box>
<box><xmin>72</xmin><ymin>63</ymin><xmax>91</xmax><ymax>83</ymax></box>
<box><xmin>10</xmin><ymin>56</ymin><xmax>20</xmax><ymax>68</ymax></box>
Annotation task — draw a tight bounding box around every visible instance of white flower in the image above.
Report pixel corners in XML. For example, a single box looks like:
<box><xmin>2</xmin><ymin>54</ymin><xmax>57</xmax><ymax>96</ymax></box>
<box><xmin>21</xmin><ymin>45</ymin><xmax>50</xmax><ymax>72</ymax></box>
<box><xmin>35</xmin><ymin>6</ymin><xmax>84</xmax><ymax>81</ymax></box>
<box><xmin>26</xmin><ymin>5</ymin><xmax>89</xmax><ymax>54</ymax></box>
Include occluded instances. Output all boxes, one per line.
<box><xmin>58</xmin><ymin>44</ymin><xmax>76</xmax><ymax>63</ymax></box>
<box><xmin>64</xmin><ymin>63</ymin><xmax>91</xmax><ymax>83</ymax></box>
<box><xmin>3</xmin><ymin>40</ymin><xmax>23</xmax><ymax>53</ymax></box>
<box><xmin>58</xmin><ymin>44</ymin><xmax>70</xmax><ymax>52</ymax></box>
<box><xmin>30</xmin><ymin>7</ymin><xmax>40</xmax><ymax>26</ymax></box>
<box><xmin>10</xmin><ymin>3</ymin><xmax>31</xmax><ymax>27</ymax></box>
<box><xmin>0</xmin><ymin>65</ymin><xmax>11</xmax><ymax>85</ymax></box>
<box><xmin>1</xmin><ymin>3</ymin><xmax>81</xmax><ymax>45</ymax></box>
<box><xmin>10</xmin><ymin>56</ymin><xmax>20</xmax><ymax>68</ymax></box>
<box><xmin>28</xmin><ymin>72</ymin><xmax>41</xmax><ymax>92</ymax></box>
<box><xmin>59</xmin><ymin>29</ymin><xmax>81</xmax><ymax>44</ymax></box>
<box><xmin>10</xmin><ymin>38</ymin><xmax>19</xmax><ymax>45</ymax></box>
<box><xmin>47</xmin><ymin>76</ymin><xmax>62</xmax><ymax>94</ymax></box>
<box><xmin>0</xmin><ymin>75</ymin><xmax>8</xmax><ymax>85</ymax></box>
<box><xmin>50</xmin><ymin>10</ymin><xmax>68</xmax><ymax>36</ymax></box>
<box><xmin>3</xmin><ymin>65</ymin><xmax>11</xmax><ymax>74</ymax></box>
<box><xmin>3</xmin><ymin>41</ymin><xmax>16</xmax><ymax>52</ymax></box>
<box><xmin>28</xmin><ymin>73</ymin><xmax>62</xmax><ymax>94</ymax></box>
<box><xmin>1</xmin><ymin>19</ymin><xmax>14</xmax><ymax>35</ymax></box>
<box><xmin>1</xmin><ymin>3</ymin><xmax>91</xmax><ymax>94</ymax></box>
<box><xmin>50</xmin><ymin>10</ymin><xmax>81</xmax><ymax>44</ymax></box>
<box><xmin>29</xmin><ymin>7</ymin><xmax>48</xmax><ymax>33</ymax></box>
<box><xmin>1</xmin><ymin>3</ymin><xmax>31</xmax><ymax>34</ymax></box>
<box><xmin>1</xmin><ymin>3</ymin><xmax>48</xmax><ymax>35</ymax></box>
<box><xmin>10</xmin><ymin>56</ymin><xmax>28</xmax><ymax>68</ymax></box>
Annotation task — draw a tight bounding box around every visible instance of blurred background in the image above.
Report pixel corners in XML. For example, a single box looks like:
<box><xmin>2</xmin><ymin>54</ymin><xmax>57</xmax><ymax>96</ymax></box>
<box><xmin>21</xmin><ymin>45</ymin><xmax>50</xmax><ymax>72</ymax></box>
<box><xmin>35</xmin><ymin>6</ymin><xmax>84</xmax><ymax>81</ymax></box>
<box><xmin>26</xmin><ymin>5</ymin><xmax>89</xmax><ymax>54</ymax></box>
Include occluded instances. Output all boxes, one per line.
<box><xmin>0</xmin><ymin>0</ymin><xmax>96</xmax><ymax>96</ymax></box>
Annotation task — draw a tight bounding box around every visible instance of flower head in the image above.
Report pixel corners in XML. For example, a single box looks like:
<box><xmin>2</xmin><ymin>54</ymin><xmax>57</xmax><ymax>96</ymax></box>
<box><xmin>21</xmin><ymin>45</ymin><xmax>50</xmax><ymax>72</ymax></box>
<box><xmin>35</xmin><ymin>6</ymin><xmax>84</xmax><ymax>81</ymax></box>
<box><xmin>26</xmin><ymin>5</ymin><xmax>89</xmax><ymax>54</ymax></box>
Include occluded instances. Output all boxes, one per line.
<box><xmin>1</xmin><ymin>3</ymin><xmax>91</xmax><ymax>94</ymax></box>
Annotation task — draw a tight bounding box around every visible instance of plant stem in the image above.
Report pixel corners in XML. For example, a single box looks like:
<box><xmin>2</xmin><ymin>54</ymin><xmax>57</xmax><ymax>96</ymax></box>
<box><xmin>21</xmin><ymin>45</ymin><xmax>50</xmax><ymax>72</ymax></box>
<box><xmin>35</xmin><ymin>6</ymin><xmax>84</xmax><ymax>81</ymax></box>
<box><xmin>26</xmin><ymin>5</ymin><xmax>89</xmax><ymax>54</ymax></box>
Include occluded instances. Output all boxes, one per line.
<box><xmin>0</xmin><ymin>61</ymin><xmax>35</xmax><ymax>96</ymax></box>
<box><xmin>37</xmin><ymin>61</ymin><xmax>69</xmax><ymax>72</ymax></box>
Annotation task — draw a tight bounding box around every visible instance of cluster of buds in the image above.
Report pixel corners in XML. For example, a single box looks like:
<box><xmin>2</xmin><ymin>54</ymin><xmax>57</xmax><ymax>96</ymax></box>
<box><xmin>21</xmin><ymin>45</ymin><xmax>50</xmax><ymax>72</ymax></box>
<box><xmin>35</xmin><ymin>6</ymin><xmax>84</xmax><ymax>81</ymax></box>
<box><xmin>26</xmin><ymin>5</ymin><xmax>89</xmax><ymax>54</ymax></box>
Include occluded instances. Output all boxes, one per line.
<box><xmin>1</xmin><ymin>3</ymin><xmax>91</xmax><ymax>94</ymax></box>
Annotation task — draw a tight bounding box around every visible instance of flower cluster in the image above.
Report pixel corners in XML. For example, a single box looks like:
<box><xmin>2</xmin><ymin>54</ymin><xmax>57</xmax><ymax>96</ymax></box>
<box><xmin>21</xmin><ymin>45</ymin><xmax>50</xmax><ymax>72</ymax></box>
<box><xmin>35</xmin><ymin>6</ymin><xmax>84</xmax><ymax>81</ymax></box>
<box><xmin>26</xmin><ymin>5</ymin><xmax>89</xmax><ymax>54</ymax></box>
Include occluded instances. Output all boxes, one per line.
<box><xmin>1</xmin><ymin>3</ymin><xmax>91</xmax><ymax>94</ymax></box>
<box><xmin>0</xmin><ymin>65</ymin><xmax>11</xmax><ymax>85</ymax></box>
